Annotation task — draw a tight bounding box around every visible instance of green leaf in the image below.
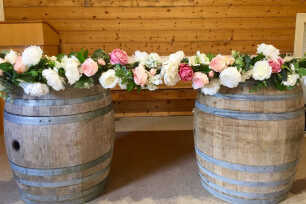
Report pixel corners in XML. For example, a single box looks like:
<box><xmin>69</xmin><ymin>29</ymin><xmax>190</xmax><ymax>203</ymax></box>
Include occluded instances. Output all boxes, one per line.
<box><xmin>251</xmin><ymin>53</ymin><xmax>265</xmax><ymax>65</ymax></box>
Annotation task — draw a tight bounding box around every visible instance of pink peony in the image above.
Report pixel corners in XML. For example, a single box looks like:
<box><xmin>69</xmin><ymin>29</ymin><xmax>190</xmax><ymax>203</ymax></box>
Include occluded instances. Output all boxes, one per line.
<box><xmin>110</xmin><ymin>48</ymin><xmax>128</xmax><ymax>65</ymax></box>
<box><xmin>179</xmin><ymin>64</ymin><xmax>193</xmax><ymax>81</ymax></box>
<box><xmin>14</xmin><ymin>56</ymin><xmax>28</xmax><ymax>74</ymax></box>
<box><xmin>98</xmin><ymin>58</ymin><xmax>106</xmax><ymax>66</ymax></box>
<box><xmin>192</xmin><ymin>72</ymin><xmax>209</xmax><ymax>89</ymax></box>
<box><xmin>268</xmin><ymin>57</ymin><xmax>284</xmax><ymax>73</ymax></box>
<box><xmin>208</xmin><ymin>71</ymin><xmax>214</xmax><ymax>78</ymax></box>
<box><xmin>209</xmin><ymin>55</ymin><xmax>227</xmax><ymax>72</ymax></box>
<box><xmin>133</xmin><ymin>64</ymin><xmax>148</xmax><ymax>86</ymax></box>
<box><xmin>81</xmin><ymin>58</ymin><xmax>99</xmax><ymax>77</ymax></box>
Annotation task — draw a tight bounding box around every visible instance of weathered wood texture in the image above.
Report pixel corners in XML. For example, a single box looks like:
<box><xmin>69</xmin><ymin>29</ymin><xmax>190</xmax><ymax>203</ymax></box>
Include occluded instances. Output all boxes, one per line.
<box><xmin>194</xmin><ymin>83</ymin><xmax>305</xmax><ymax>203</ymax></box>
<box><xmin>4</xmin><ymin>86</ymin><xmax>115</xmax><ymax>203</ymax></box>
<box><xmin>3</xmin><ymin>0</ymin><xmax>306</xmax><ymax>55</ymax></box>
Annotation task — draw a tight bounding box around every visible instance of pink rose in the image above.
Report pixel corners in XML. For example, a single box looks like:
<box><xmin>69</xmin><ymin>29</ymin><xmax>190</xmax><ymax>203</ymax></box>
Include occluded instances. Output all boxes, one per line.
<box><xmin>269</xmin><ymin>57</ymin><xmax>284</xmax><ymax>73</ymax></box>
<box><xmin>192</xmin><ymin>72</ymin><xmax>209</xmax><ymax>89</ymax></box>
<box><xmin>150</xmin><ymin>68</ymin><xmax>157</xmax><ymax>76</ymax></box>
<box><xmin>14</xmin><ymin>56</ymin><xmax>28</xmax><ymax>74</ymax></box>
<box><xmin>225</xmin><ymin>56</ymin><xmax>235</xmax><ymax>65</ymax></box>
<box><xmin>133</xmin><ymin>64</ymin><xmax>148</xmax><ymax>86</ymax></box>
<box><xmin>179</xmin><ymin>64</ymin><xmax>193</xmax><ymax>81</ymax></box>
<box><xmin>209</xmin><ymin>55</ymin><xmax>227</xmax><ymax>72</ymax></box>
<box><xmin>98</xmin><ymin>58</ymin><xmax>106</xmax><ymax>66</ymax></box>
<box><xmin>81</xmin><ymin>58</ymin><xmax>99</xmax><ymax>77</ymax></box>
<box><xmin>110</xmin><ymin>48</ymin><xmax>128</xmax><ymax>65</ymax></box>
<box><xmin>208</xmin><ymin>71</ymin><xmax>214</xmax><ymax>78</ymax></box>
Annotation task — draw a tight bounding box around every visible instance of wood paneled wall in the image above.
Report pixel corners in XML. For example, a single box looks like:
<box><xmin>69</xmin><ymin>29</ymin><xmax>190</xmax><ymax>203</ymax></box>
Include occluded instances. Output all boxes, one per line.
<box><xmin>3</xmin><ymin>0</ymin><xmax>306</xmax><ymax>55</ymax></box>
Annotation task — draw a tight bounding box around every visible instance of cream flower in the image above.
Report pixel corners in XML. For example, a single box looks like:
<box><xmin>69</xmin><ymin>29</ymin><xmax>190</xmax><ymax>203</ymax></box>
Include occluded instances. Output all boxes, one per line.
<box><xmin>134</xmin><ymin>51</ymin><xmax>148</xmax><ymax>65</ymax></box>
<box><xmin>99</xmin><ymin>69</ymin><xmax>119</xmax><ymax>89</ymax></box>
<box><xmin>20</xmin><ymin>82</ymin><xmax>49</xmax><ymax>97</ymax></box>
<box><xmin>257</xmin><ymin>43</ymin><xmax>280</xmax><ymax>61</ymax></box>
<box><xmin>252</xmin><ymin>60</ymin><xmax>272</xmax><ymax>81</ymax></box>
<box><xmin>5</xmin><ymin>50</ymin><xmax>18</xmax><ymax>64</ymax></box>
<box><xmin>61</xmin><ymin>56</ymin><xmax>81</xmax><ymax>85</ymax></box>
<box><xmin>168</xmin><ymin>51</ymin><xmax>185</xmax><ymax>64</ymax></box>
<box><xmin>241</xmin><ymin>69</ymin><xmax>253</xmax><ymax>82</ymax></box>
<box><xmin>201</xmin><ymin>79</ymin><xmax>221</xmax><ymax>95</ymax></box>
<box><xmin>42</xmin><ymin>68</ymin><xmax>65</xmax><ymax>91</ymax></box>
<box><xmin>22</xmin><ymin>46</ymin><xmax>43</xmax><ymax>66</ymax></box>
<box><xmin>219</xmin><ymin>67</ymin><xmax>241</xmax><ymax>88</ymax></box>
<box><xmin>196</xmin><ymin>51</ymin><xmax>210</xmax><ymax>65</ymax></box>
<box><xmin>161</xmin><ymin>61</ymin><xmax>180</xmax><ymax>86</ymax></box>
<box><xmin>282</xmin><ymin>74</ymin><xmax>299</xmax><ymax>87</ymax></box>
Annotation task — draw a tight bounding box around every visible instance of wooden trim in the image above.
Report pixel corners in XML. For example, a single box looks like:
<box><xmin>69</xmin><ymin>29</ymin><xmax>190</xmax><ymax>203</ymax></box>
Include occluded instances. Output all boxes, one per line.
<box><xmin>294</xmin><ymin>13</ymin><xmax>306</xmax><ymax>57</ymax></box>
<box><xmin>0</xmin><ymin>0</ymin><xmax>4</xmax><ymax>21</ymax></box>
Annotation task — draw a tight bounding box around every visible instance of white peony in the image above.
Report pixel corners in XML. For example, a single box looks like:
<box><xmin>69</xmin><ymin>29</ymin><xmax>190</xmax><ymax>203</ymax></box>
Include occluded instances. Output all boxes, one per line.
<box><xmin>161</xmin><ymin>61</ymin><xmax>180</xmax><ymax>86</ymax></box>
<box><xmin>168</xmin><ymin>51</ymin><xmax>185</xmax><ymax>63</ymax></box>
<box><xmin>146</xmin><ymin>53</ymin><xmax>161</xmax><ymax>68</ymax></box>
<box><xmin>5</xmin><ymin>50</ymin><xmax>18</xmax><ymax>64</ymax></box>
<box><xmin>22</xmin><ymin>46</ymin><xmax>43</xmax><ymax>66</ymax></box>
<box><xmin>201</xmin><ymin>79</ymin><xmax>221</xmax><ymax>95</ymax></box>
<box><xmin>282</xmin><ymin>74</ymin><xmax>299</xmax><ymax>87</ymax></box>
<box><xmin>134</xmin><ymin>51</ymin><xmax>148</xmax><ymax>65</ymax></box>
<box><xmin>19</xmin><ymin>82</ymin><xmax>49</xmax><ymax>97</ymax></box>
<box><xmin>252</xmin><ymin>60</ymin><xmax>272</xmax><ymax>81</ymax></box>
<box><xmin>61</xmin><ymin>56</ymin><xmax>81</xmax><ymax>85</ymax></box>
<box><xmin>99</xmin><ymin>69</ymin><xmax>119</xmax><ymax>89</ymax></box>
<box><xmin>257</xmin><ymin>43</ymin><xmax>280</xmax><ymax>61</ymax></box>
<box><xmin>42</xmin><ymin>68</ymin><xmax>65</xmax><ymax>91</ymax></box>
<box><xmin>219</xmin><ymin>67</ymin><xmax>241</xmax><ymax>88</ymax></box>
<box><xmin>241</xmin><ymin>69</ymin><xmax>253</xmax><ymax>82</ymax></box>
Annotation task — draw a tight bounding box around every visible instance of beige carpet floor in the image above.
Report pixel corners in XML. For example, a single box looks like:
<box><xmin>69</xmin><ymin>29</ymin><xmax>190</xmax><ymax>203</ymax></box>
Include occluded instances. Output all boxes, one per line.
<box><xmin>1</xmin><ymin>131</ymin><xmax>306</xmax><ymax>204</ymax></box>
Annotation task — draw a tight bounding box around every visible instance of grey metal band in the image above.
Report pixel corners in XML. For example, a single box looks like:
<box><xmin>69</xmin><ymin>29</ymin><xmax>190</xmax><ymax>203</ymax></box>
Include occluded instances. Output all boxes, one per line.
<box><xmin>195</xmin><ymin>147</ymin><xmax>297</xmax><ymax>173</ymax></box>
<box><xmin>15</xmin><ymin>164</ymin><xmax>110</xmax><ymax>188</ymax></box>
<box><xmin>7</xmin><ymin>94</ymin><xmax>108</xmax><ymax>107</ymax></box>
<box><xmin>21</xmin><ymin>177</ymin><xmax>108</xmax><ymax>203</ymax></box>
<box><xmin>199</xmin><ymin>173</ymin><xmax>290</xmax><ymax>200</ymax></box>
<box><xmin>197</xmin><ymin>161</ymin><xmax>294</xmax><ymax>188</ymax></box>
<box><xmin>9</xmin><ymin>148</ymin><xmax>113</xmax><ymax>176</ymax></box>
<box><xmin>200</xmin><ymin>178</ymin><xmax>287</xmax><ymax>204</ymax></box>
<box><xmin>211</xmin><ymin>92</ymin><xmax>302</xmax><ymax>101</ymax></box>
<box><xmin>195</xmin><ymin>101</ymin><xmax>304</xmax><ymax>121</ymax></box>
<box><xmin>4</xmin><ymin>103</ymin><xmax>113</xmax><ymax>125</ymax></box>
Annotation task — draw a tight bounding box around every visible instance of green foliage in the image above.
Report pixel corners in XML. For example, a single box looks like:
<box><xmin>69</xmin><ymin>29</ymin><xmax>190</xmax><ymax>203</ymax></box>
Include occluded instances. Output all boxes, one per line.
<box><xmin>251</xmin><ymin>53</ymin><xmax>265</xmax><ymax>65</ymax></box>
<box><xmin>69</xmin><ymin>49</ymin><xmax>88</xmax><ymax>63</ymax></box>
<box><xmin>114</xmin><ymin>64</ymin><xmax>139</xmax><ymax>91</ymax></box>
<box><xmin>206</xmin><ymin>53</ymin><xmax>215</xmax><ymax>61</ymax></box>
<box><xmin>192</xmin><ymin>64</ymin><xmax>210</xmax><ymax>73</ymax></box>
<box><xmin>91</xmin><ymin>49</ymin><xmax>110</xmax><ymax>63</ymax></box>
<box><xmin>73</xmin><ymin>76</ymin><xmax>94</xmax><ymax>89</ymax></box>
<box><xmin>181</xmin><ymin>58</ymin><xmax>189</xmax><ymax>64</ymax></box>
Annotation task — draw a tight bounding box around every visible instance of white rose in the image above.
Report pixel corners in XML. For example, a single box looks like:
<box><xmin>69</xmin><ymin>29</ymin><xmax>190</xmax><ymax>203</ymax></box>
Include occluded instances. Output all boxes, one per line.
<box><xmin>201</xmin><ymin>79</ymin><xmax>221</xmax><ymax>95</ymax></box>
<box><xmin>196</xmin><ymin>51</ymin><xmax>210</xmax><ymax>65</ymax></box>
<box><xmin>61</xmin><ymin>56</ymin><xmax>81</xmax><ymax>85</ymax></box>
<box><xmin>19</xmin><ymin>82</ymin><xmax>49</xmax><ymax>97</ymax></box>
<box><xmin>146</xmin><ymin>53</ymin><xmax>161</xmax><ymax>68</ymax></box>
<box><xmin>42</xmin><ymin>68</ymin><xmax>65</xmax><ymax>91</ymax></box>
<box><xmin>161</xmin><ymin>61</ymin><xmax>180</xmax><ymax>86</ymax></box>
<box><xmin>241</xmin><ymin>69</ymin><xmax>253</xmax><ymax>82</ymax></box>
<box><xmin>99</xmin><ymin>69</ymin><xmax>119</xmax><ymax>89</ymax></box>
<box><xmin>282</xmin><ymin>74</ymin><xmax>299</xmax><ymax>87</ymax></box>
<box><xmin>219</xmin><ymin>67</ymin><xmax>241</xmax><ymax>88</ymax></box>
<box><xmin>134</xmin><ymin>51</ymin><xmax>148</xmax><ymax>65</ymax></box>
<box><xmin>257</xmin><ymin>43</ymin><xmax>279</xmax><ymax>61</ymax></box>
<box><xmin>5</xmin><ymin>50</ymin><xmax>18</xmax><ymax>64</ymax></box>
<box><xmin>22</xmin><ymin>46</ymin><xmax>43</xmax><ymax>66</ymax></box>
<box><xmin>252</xmin><ymin>60</ymin><xmax>272</xmax><ymax>81</ymax></box>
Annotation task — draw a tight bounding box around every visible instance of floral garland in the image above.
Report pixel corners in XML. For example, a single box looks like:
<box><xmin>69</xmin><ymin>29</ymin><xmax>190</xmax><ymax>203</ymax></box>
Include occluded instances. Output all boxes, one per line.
<box><xmin>0</xmin><ymin>43</ymin><xmax>305</xmax><ymax>98</ymax></box>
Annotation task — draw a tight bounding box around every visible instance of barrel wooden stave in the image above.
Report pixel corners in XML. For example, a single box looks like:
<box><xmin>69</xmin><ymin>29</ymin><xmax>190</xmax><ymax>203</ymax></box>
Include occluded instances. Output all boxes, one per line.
<box><xmin>4</xmin><ymin>86</ymin><xmax>114</xmax><ymax>204</ymax></box>
<box><xmin>194</xmin><ymin>84</ymin><xmax>304</xmax><ymax>203</ymax></box>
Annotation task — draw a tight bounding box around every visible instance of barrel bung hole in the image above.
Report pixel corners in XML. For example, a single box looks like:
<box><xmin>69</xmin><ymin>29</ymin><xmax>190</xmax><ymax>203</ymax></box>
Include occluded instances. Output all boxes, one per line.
<box><xmin>12</xmin><ymin>140</ymin><xmax>20</xmax><ymax>152</ymax></box>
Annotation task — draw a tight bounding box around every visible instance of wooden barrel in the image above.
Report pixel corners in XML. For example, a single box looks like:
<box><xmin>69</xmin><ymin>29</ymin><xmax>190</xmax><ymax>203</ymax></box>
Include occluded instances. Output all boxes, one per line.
<box><xmin>4</xmin><ymin>86</ymin><xmax>114</xmax><ymax>204</ymax></box>
<box><xmin>193</xmin><ymin>83</ymin><xmax>305</xmax><ymax>204</ymax></box>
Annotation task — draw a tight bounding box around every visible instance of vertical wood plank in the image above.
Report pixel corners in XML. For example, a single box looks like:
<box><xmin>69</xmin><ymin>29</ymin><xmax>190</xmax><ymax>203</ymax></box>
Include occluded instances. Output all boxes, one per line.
<box><xmin>294</xmin><ymin>13</ymin><xmax>306</xmax><ymax>57</ymax></box>
<box><xmin>0</xmin><ymin>0</ymin><xmax>4</xmax><ymax>21</ymax></box>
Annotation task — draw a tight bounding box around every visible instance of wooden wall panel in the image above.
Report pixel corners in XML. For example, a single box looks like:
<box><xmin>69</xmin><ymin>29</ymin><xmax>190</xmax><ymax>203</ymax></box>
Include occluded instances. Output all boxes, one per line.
<box><xmin>2</xmin><ymin>0</ymin><xmax>305</xmax><ymax>116</ymax></box>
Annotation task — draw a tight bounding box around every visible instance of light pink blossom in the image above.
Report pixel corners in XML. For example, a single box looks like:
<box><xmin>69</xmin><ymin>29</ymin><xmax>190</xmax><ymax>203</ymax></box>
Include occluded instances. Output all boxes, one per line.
<box><xmin>192</xmin><ymin>72</ymin><xmax>209</xmax><ymax>89</ymax></box>
<box><xmin>110</xmin><ymin>48</ymin><xmax>128</xmax><ymax>65</ymax></box>
<box><xmin>81</xmin><ymin>58</ymin><xmax>99</xmax><ymax>77</ymax></box>
<box><xmin>209</xmin><ymin>55</ymin><xmax>227</xmax><ymax>72</ymax></box>
<box><xmin>133</xmin><ymin>64</ymin><xmax>148</xmax><ymax>86</ymax></box>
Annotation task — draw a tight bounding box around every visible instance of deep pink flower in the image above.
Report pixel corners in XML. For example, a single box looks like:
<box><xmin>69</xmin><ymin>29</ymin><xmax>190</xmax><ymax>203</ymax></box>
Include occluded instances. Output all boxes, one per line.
<box><xmin>268</xmin><ymin>57</ymin><xmax>284</xmax><ymax>73</ymax></box>
<box><xmin>179</xmin><ymin>64</ymin><xmax>194</xmax><ymax>81</ymax></box>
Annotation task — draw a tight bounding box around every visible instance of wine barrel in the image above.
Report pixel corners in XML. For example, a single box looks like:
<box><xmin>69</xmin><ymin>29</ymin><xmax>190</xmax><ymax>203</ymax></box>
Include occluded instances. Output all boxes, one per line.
<box><xmin>4</xmin><ymin>86</ymin><xmax>114</xmax><ymax>204</ymax></box>
<box><xmin>194</xmin><ymin>83</ymin><xmax>304</xmax><ymax>204</ymax></box>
